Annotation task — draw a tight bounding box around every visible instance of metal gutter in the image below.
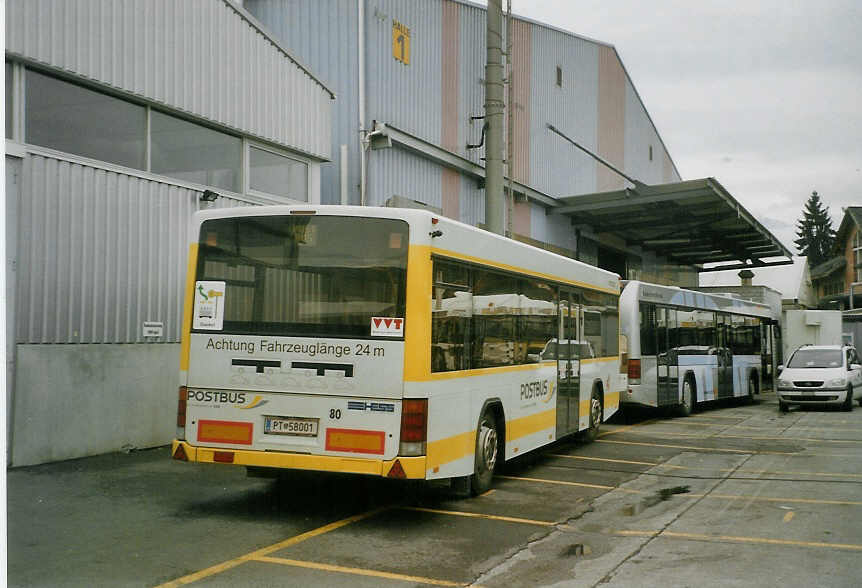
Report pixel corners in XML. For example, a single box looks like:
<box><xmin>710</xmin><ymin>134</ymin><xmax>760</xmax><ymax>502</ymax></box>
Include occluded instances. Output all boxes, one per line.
<box><xmin>370</xmin><ymin>121</ymin><xmax>559</xmax><ymax>209</ymax></box>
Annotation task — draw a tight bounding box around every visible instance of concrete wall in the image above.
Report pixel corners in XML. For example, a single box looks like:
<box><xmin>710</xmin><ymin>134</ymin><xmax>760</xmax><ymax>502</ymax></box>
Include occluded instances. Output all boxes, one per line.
<box><xmin>11</xmin><ymin>344</ymin><xmax>179</xmax><ymax>466</ymax></box>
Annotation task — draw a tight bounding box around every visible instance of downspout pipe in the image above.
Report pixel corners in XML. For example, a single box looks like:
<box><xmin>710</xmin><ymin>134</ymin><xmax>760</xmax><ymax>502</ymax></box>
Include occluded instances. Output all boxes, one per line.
<box><xmin>358</xmin><ymin>0</ymin><xmax>367</xmax><ymax>206</ymax></box>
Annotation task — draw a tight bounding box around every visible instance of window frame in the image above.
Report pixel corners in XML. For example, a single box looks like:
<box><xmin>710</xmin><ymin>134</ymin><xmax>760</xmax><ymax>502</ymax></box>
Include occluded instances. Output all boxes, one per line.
<box><xmin>12</xmin><ymin>63</ymin><xmax>316</xmax><ymax>203</ymax></box>
<box><xmin>245</xmin><ymin>140</ymin><xmax>313</xmax><ymax>204</ymax></box>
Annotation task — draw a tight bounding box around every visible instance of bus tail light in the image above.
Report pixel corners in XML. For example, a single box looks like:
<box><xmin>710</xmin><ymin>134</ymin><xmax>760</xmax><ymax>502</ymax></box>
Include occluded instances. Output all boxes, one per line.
<box><xmin>628</xmin><ymin>359</ymin><xmax>641</xmax><ymax>385</ymax></box>
<box><xmin>176</xmin><ymin>386</ymin><xmax>188</xmax><ymax>439</ymax></box>
<box><xmin>399</xmin><ymin>399</ymin><xmax>427</xmax><ymax>456</ymax></box>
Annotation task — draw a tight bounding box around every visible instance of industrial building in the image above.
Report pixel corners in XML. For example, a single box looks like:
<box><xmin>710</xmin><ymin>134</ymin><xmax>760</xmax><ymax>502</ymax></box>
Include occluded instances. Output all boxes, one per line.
<box><xmin>5</xmin><ymin>0</ymin><xmax>790</xmax><ymax>465</ymax></box>
<box><xmin>5</xmin><ymin>0</ymin><xmax>334</xmax><ymax>465</ymax></box>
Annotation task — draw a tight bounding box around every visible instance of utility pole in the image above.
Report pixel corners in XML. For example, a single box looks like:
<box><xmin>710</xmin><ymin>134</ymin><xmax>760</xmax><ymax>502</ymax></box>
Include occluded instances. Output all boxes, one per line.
<box><xmin>484</xmin><ymin>0</ymin><xmax>505</xmax><ymax>235</ymax></box>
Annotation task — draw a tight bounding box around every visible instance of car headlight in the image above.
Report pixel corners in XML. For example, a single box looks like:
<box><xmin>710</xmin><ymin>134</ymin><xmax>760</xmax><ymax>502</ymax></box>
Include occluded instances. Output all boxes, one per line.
<box><xmin>827</xmin><ymin>377</ymin><xmax>847</xmax><ymax>388</ymax></box>
<box><xmin>778</xmin><ymin>378</ymin><xmax>792</xmax><ymax>388</ymax></box>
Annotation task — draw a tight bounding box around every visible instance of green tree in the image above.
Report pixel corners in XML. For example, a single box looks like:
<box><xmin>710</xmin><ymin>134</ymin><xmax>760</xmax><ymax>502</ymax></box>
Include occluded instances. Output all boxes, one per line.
<box><xmin>794</xmin><ymin>190</ymin><xmax>836</xmax><ymax>266</ymax></box>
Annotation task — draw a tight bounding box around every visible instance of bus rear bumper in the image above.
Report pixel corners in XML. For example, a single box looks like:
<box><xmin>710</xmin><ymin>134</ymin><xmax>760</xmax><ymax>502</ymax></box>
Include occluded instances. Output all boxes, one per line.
<box><xmin>171</xmin><ymin>440</ymin><xmax>427</xmax><ymax>479</ymax></box>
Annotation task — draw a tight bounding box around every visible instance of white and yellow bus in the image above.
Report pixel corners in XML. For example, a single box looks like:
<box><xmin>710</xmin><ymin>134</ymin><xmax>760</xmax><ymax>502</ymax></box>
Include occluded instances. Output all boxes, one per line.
<box><xmin>172</xmin><ymin>206</ymin><xmax>623</xmax><ymax>494</ymax></box>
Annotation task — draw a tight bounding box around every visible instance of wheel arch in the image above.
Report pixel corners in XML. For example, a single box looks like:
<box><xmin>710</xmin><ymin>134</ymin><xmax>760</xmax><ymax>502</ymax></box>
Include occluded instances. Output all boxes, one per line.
<box><xmin>477</xmin><ymin>398</ymin><xmax>506</xmax><ymax>458</ymax></box>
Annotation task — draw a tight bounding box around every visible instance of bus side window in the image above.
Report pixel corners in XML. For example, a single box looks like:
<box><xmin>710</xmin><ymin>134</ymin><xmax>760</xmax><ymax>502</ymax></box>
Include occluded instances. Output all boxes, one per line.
<box><xmin>431</xmin><ymin>261</ymin><xmax>471</xmax><ymax>373</ymax></box>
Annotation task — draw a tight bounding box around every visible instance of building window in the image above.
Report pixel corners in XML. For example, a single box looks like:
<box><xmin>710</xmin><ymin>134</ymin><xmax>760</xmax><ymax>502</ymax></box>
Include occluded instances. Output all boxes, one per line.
<box><xmin>249</xmin><ymin>146</ymin><xmax>308</xmax><ymax>201</ymax></box>
<box><xmin>25</xmin><ymin>69</ymin><xmax>147</xmax><ymax>169</ymax></box>
<box><xmin>5</xmin><ymin>62</ymin><xmax>13</xmax><ymax>139</ymax></box>
<box><xmin>556</xmin><ymin>66</ymin><xmax>563</xmax><ymax>87</ymax></box>
<box><xmin>150</xmin><ymin>111</ymin><xmax>241</xmax><ymax>192</ymax></box>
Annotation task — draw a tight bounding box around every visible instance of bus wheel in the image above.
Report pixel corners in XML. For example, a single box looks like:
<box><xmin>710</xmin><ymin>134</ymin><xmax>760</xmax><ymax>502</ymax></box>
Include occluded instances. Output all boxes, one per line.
<box><xmin>677</xmin><ymin>377</ymin><xmax>694</xmax><ymax>417</ymax></box>
<box><xmin>747</xmin><ymin>374</ymin><xmax>758</xmax><ymax>404</ymax></box>
<box><xmin>470</xmin><ymin>412</ymin><xmax>499</xmax><ymax>495</ymax></box>
<box><xmin>582</xmin><ymin>389</ymin><xmax>603</xmax><ymax>442</ymax></box>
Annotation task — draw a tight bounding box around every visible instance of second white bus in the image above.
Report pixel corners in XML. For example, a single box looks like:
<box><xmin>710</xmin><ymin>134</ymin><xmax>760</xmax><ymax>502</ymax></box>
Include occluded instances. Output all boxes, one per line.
<box><xmin>620</xmin><ymin>280</ymin><xmax>775</xmax><ymax>415</ymax></box>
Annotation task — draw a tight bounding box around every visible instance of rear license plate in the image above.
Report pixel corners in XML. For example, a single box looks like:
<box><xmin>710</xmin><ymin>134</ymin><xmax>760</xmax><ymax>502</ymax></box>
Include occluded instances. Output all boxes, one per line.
<box><xmin>264</xmin><ymin>416</ymin><xmax>319</xmax><ymax>437</ymax></box>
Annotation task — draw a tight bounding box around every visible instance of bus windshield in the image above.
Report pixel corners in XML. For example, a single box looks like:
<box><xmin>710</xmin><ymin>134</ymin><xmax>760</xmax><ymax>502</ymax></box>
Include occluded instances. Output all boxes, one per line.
<box><xmin>195</xmin><ymin>215</ymin><xmax>408</xmax><ymax>338</ymax></box>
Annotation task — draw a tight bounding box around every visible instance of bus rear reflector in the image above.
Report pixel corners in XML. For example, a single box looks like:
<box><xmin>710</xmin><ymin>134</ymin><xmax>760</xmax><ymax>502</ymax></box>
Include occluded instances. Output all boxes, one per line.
<box><xmin>387</xmin><ymin>459</ymin><xmax>406</xmax><ymax>478</ymax></box>
<box><xmin>172</xmin><ymin>443</ymin><xmax>188</xmax><ymax>461</ymax></box>
<box><xmin>197</xmin><ymin>420</ymin><xmax>254</xmax><ymax>445</ymax></box>
<box><xmin>326</xmin><ymin>428</ymin><xmax>385</xmax><ymax>455</ymax></box>
<box><xmin>400</xmin><ymin>399</ymin><xmax>427</xmax><ymax>456</ymax></box>
<box><xmin>213</xmin><ymin>451</ymin><xmax>235</xmax><ymax>463</ymax></box>
<box><xmin>628</xmin><ymin>359</ymin><xmax>641</xmax><ymax>385</ymax></box>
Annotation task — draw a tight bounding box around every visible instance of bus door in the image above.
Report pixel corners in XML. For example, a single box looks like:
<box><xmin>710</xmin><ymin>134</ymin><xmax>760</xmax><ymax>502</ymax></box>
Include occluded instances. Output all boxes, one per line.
<box><xmin>556</xmin><ymin>289</ymin><xmax>581</xmax><ymax>437</ymax></box>
<box><xmin>716</xmin><ymin>314</ymin><xmax>733</xmax><ymax>398</ymax></box>
<box><xmin>656</xmin><ymin>307</ymin><xmax>676</xmax><ymax>406</ymax></box>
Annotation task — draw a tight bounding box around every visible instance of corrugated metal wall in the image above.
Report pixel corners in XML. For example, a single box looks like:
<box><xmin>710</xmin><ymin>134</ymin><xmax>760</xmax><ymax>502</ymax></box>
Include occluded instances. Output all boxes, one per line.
<box><xmin>367</xmin><ymin>147</ymin><xmax>442</xmax><ymax>210</ymax></box>
<box><xmin>15</xmin><ymin>153</ymin><xmax>250</xmax><ymax>345</ymax></box>
<box><xmin>624</xmin><ymin>79</ymin><xmax>666</xmax><ymax>185</ymax></box>
<box><xmin>244</xmin><ymin>0</ymin><xmax>682</xmax><ymax>246</ymax></box>
<box><xmin>597</xmin><ymin>45</ymin><xmax>627</xmax><ymax>192</ymax></box>
<box><xmin>245</xmin><ymin>0</ymin><xmax>358</xmax><ymax>204</ymax></box>
<box><xmin>458</xmin><ymin>3</ymin><xmax>486</xmax><ymax>167</ymax></box>
<box><xmin>366</xmin><ymin>0</ymin><xmax>442</xmax><ymax>145</ymax></box>
<box><xmin>529</xmin><ymin>26</ymin><xmax>599</xmax><ymax>198</ymax></box>
<box><xmin>6</xmin><ymin>0</ymin><xmax>332</xmax><ymax>160</ymax></box>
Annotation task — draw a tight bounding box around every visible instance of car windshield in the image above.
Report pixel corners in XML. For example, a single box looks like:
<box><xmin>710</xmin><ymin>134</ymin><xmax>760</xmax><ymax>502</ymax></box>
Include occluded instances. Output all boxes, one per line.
<box><xmin>787</xmin><ymin>349</ymin><xmax>843</xmax><ymax>369</ymax></box>
<box><xmin>540</xmin><ymin>342</ymin><xmax>593</xmax><ymax>360</ymax></box>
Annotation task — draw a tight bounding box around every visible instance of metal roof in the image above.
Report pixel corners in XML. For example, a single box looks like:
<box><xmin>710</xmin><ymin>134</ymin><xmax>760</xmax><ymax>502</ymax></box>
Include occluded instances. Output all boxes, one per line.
<box><xmin>551</xmin><ymin>177</ymin><xmax>793</xmax><ymax>271</ymax></box>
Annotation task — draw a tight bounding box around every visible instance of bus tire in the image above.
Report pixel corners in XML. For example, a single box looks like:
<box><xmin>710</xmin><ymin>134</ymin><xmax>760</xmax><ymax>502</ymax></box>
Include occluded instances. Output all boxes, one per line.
<box><xmin>748</xmin><ymin>373</ymin><xmax>758</xmax><ymax>404</ymax></box>
<box><xmin>582</xmin><ymin>387</ymin><xmax>603</xmax><ymax>442</ymax></box>
<box><xmin>842</xmin><ymin>385</ymin><xmax>853</xmax><ymax>412</ymax></box>
<box><xmin>470</xmin><ymin>411</ymin><xmax>499</xmax><ymax>495</ymax></box>
<box><xmin>677</xmin><ymin>376</ymin><xmax>694</xmax><ymax>417</ymax></box>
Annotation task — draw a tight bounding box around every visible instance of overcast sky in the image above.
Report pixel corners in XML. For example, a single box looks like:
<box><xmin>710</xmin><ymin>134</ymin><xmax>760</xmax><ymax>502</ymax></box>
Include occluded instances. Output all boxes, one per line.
<box><xmin>503</xmin><ymin>0</ymin><xmax>862</xmax><ymax>253</ymax></box>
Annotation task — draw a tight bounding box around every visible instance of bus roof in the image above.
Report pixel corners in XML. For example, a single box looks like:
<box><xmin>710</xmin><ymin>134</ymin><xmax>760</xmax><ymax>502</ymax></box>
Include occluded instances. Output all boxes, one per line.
<box><xmin>192</xmin><ymin>205</ymin><xmax>621</xmax><ymax>295</ymax></box>
<box><xmin>622</xmin><ymin>280</ymin><xmax>774</xmax><ymax>319</ymax></box>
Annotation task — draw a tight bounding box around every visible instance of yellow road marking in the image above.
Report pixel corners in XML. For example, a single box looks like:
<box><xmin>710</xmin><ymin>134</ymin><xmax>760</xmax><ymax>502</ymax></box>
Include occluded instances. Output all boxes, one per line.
<box><xmin>597</xmin><ymin>420</ymin><xmax>657</xmax><ymax>439</ymax></box>
<box><xmin>255</xmin><ymin>556</ymin><xmax>469</xmax><ymax>587</ymax></box>
<box><xmin>399</xmin><ymin>506</ymin><xmax>554</xmax><ymax>527</ymax></box>
<box><xmin>498</xmin><ymin>475</ymin><xmax>640</xmax><ymax>493</ymax></box>
<box><xmin>551</xmin><ymin>453</ymin><xmax>862</xmax><ymax>479</ymax></box>
<box><xmin>596</xmin><ymin>438</ymin><xmax>782</xmax><ymax>454</ymax></box>
<box><xmin>614</xmin><ymin>529</ymin><xmax>862</xmax><ymax>552</ymax></box>
<box><xmin>505</xmin><ymin>474</ymin><xmax>862</xmax><ymax>507</ymax></box>
<box><xmin>480</xmin><ymin>489</ymin><xmax>495</xmax><ymax>497</ymax></box>
<box><xmin>783</xmin><ymin>511</ymin><xmax>795</xmax><ymax>523</ymax></box>
<box><xmin>615</xmin><ymin>429</ymin><xmax>862</xmax><ymax>444</ymax></box>
<box><xmin>550</xmin><ymin>454</ymin><xmax>660</xmax><ymax>466</ymax></box>
<box><xmin>154</xmin><ymin>508</ymin><xmax>385</xmax><ymax>587</ymax></box>
<box><xmin>660</xmin><ymin>419</ymin><xmax>862</xmax><ymax>434</ymax></box>
<box><xmin>688</xmin><ymin>493</ymin><xmax>862</xmax><ymax>507</ymax></box>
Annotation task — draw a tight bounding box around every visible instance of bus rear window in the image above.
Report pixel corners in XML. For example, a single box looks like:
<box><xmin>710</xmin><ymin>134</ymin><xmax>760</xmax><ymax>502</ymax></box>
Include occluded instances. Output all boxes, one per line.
<box><xmin>195</xmin><ymin>215</ymin><xmax>408</xmax><ymax>338</ymax></box>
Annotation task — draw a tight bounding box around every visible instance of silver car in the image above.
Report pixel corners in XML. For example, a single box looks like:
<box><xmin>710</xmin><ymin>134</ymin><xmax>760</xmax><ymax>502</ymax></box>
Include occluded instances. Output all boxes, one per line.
<box><xmin>777</xmin><ymin>345</ymin><xmax>862</xmax><ymax>412</ymax></box>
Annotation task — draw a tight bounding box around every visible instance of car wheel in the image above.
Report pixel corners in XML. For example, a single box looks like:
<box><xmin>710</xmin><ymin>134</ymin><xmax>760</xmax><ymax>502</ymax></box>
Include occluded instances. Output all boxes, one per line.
<box><xmin>582</xmin><ymin>388</ymin><xmax>603</xmax><ymax>442</ymax></box>
<box><xmin>470</xmin><ymin>411</ymin><xmax>499</xmax><ymax>495</ymax></box>
<box><xmin>843</xmin><ymin>385</ymin><xmax>853</xmax><ymax>412</ymax></box>
<box><xmin>677</xmin><ymin>377</ymin><xmax>694</xmax><ymax>417</ymax></box>
<box><xmin>779</xmin><ymin>401</ymin><xmax>789</xmax><ymax>413</ymax></box>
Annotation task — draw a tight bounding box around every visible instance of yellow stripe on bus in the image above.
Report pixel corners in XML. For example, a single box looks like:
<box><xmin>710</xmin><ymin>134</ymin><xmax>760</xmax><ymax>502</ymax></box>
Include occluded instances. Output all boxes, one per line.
<box><xmin>507</xmin><ymin>408</ymin><xmax>556</xmax><ymax>442</ymax></box>
<box><xmin>425</xmin><ymin>408</ymin><xmax>555</xmax><ymax>473</ymax></box>
<box><xmin>179</xmin><ymin>243</ymin><xmax>198</xmax><ymax>372</ymax></box>
<box><xmin>427</xmin><ymin>430</ymin><xmax>476</xmax><ymax>472</ymax></box>
<box><xmin>403</xmin><ymin>245</ymin><xmax>432</xmax><ymax>382</ymax></box>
